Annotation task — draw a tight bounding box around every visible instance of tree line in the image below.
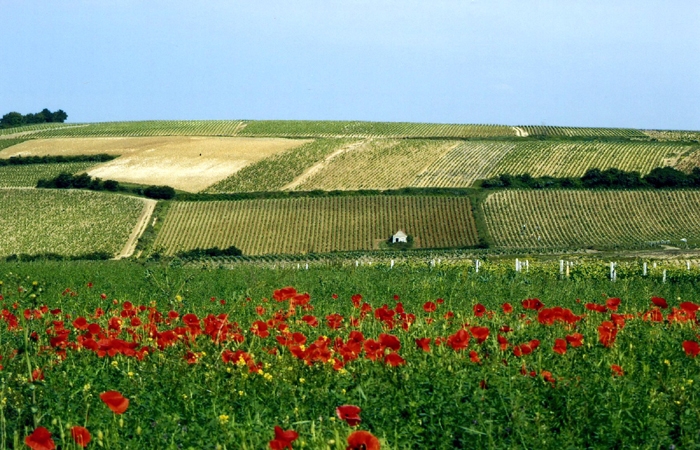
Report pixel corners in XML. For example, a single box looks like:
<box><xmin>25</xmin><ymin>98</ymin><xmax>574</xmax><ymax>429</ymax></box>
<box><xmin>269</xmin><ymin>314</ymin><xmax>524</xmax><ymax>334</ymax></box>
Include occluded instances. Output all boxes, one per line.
<box><xmin>1</xmin><ymin>109</ymin><xmax>68</xmax><ymax>128</ymax></box>
<box><xmin>37</xmin><ymin>172</ymin><xmax>176</xmax><ymax>199</ymax></box>
<box><xmin>481</xmin><ymin>167</ymin><xmax>700</xmax><ymax>189</ymax></box>
<box><xmin>0</xmin><ymin>154</ymin><xmax>115</xmax><ymax>166</ymax></box>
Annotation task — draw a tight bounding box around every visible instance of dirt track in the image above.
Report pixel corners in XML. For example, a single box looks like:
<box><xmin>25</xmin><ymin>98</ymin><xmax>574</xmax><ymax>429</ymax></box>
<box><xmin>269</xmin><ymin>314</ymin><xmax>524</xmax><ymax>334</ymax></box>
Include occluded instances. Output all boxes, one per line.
<box><xmin>115</xmin><ymin>198</ymin><xmax>157</xmax><ymax>259</ymax></box>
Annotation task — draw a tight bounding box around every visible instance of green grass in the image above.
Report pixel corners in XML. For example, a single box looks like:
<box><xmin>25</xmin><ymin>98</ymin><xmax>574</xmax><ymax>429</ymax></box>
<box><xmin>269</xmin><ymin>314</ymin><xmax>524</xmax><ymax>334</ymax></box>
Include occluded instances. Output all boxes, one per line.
<box><xmin>0</xmin><ymin>259</ymin><xmax>698</xmax><ymax>448</ymax></box>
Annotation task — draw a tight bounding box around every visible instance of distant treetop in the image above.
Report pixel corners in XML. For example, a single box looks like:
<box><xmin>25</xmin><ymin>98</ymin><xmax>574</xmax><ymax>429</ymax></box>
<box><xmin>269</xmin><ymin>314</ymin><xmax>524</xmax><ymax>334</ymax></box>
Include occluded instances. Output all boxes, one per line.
<box><xmin>0</xmin><ymin>108</ymin><xmax>67</xmax><ymax>128</ymax></box>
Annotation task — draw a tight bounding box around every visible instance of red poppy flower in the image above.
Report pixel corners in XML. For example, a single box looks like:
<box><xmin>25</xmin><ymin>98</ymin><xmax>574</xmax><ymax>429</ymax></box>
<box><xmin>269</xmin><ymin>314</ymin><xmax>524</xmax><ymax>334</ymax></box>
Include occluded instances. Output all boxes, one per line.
<box><xmin>336</xmin><ymin>405</ymin><xmax>362</xmax><ymax>426</ymax></box>
<box><xmin>651</xmin><ymin>297</ymin><xmax>668</xmax><ymax>309</ymax></box>
<box><xmin>415</xmin><ymin>337</ymin><xmax>431</xmax><ymax>352</ymax></box>
<box><xmin>605</xmin><ymin>298</ymin><xmax>621</xmax><ymax>311</ymax></box>
<box><xmin>72</xmin><ymin>317</ymin><xmax>88</xmax><ymax>330</ymax></box>
<box><xmin>553</xmin><ymin>338</ymin><xmax>567</xmax><ymax>355</ymax></box>
<box><xmin>347</xmin><ymin>430</ymin><xmax>380</xmax><ymax>450</ymax></box>
<box><xmin>680</xmin><ymin>302</ymin><xmax>700</xmax><ymax>313</ymax></box>
<box><xmin>598</xmin><ymin>321</ymin><xmax>618</xmax><ymax>347</ymax></box>
<box><xmin>25</xmin><ymin>427</ymin><xmax>55</xmax><ymax>450</ymax></box>
<box><xmin>470</xmin><ymin>326</ymin><xmax>490</xmax><ymax>344</ymax></box>
<box><xmin>269</xmin><ymin>425</ymin><xmax>298</xmax><ymax>449</ymax></box>
<box><xmin>422</xmin><ymin>301</ymin><xmax>436</xmax><ymax>313</ymax></box>
<box><xmin>566</xmin><ymin>333</ymin><xmax>584</xmax><ymax>347</ymax></box>
<box><xmin>611</xmin><ymin>364</ymin><xmax>624</xmax><ymax>376</ymax></box>
<box><xmin>301</xmin><ymin>315</ymin><xmax>318</xmax><ymax>327</ymax></box>
<box><xmin>469</xmin><ymin>350</ymin><xmax>481</xmax><ymax>364</ymax></box>
<box><xmin>32</xmin><ymin>368</ymin><xmax>44</xmax><ymax>382</ymax></box>
<box><xmin>326</xmin><ymin>313</ymin><xmax>344</xmax><ymax>329</ymax></box>
<box><xmin>251</xmin><ymin>320</ymin><xmax>270</xmax><ymax>338</ymax></box>
<box><xmin>497</xmin><ymin>334</ymin><xmax>509</xmax><ymax>351</ymax></box>
<box><xmin>541</xmin><ymin>370</ymin><xmax>556</xmax><ymax>385</ymax></box>
<box><xmin>376</xmin><ymin>334</ymin><xmax>398</xmax><ymax>351</ymax></box>
<box><xmin>502</xmin><ymin>303</ymin><xmax>513</xmax><ymax>314</ymax></box>
<box><xmin>585</xmin><ymin>303</ymin><xmax>607</xmax><ymax>313</ymax></box>
<box><xmin>473</xmin><ymin>303</ymin><xmax>486</xmax><ymax>317</ymax></box>
<box><xmin>70</xmin><ymin>426</ymin><xmax>91</xmax><ymax>448</ymax></box>
<box><xmin>446</xmin><ymin>329</ymin><xmax>470</xmax><ymax>351</ymax></box>
<box><xmin>683</xmin><ymin>340</ymin><xmax>700</xmax><ymax>357</ymax></box>
<box><xmin>384</xmin><ymin>352</ymin><xmax>406</xmax><ymax>367</ymax></box>
<box><xmin>522</xmin><ymin>298</ymin><xmax>544</xmax><ymax>310</ymax></box>
<box><xmin>100</xmin><ymin>390</ymin><xmax>129</xmax><ymax>414</ymax></box>
<box><xmin>273</xmin><ymin>287</ymin><xmax>298</xmax><ymax>302</ymax></box>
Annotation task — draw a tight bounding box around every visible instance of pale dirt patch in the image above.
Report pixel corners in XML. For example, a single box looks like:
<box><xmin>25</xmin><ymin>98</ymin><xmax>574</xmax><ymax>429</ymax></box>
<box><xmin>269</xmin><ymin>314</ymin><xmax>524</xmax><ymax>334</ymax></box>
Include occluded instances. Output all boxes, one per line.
<box><xmin>115</xmin><ymin>198</ymin><xmax>157</xmax><ymax>259</ymax></box>
<box><xmin>512</xmin><ymin>127</ymin><xmax>529</xmax><ymax>137</ymax></box>
<box><xmin>282</xmin><ymin>139</ymin><xmax>370</xmax><ymax>190</ymax></box>
<box><xmin>1</xmin><ymin>137</ymin><xmax>311</xmax><ymax>192</ymax></box>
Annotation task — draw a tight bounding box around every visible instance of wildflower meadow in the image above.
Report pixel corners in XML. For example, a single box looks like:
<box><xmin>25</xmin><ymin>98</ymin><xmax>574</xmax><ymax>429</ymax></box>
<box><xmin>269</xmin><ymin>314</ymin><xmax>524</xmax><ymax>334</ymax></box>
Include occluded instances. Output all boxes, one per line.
<box><xmin>1</xmin><ymin>259</ymin><xmax>699</xmax><ymax>449</ymax></box>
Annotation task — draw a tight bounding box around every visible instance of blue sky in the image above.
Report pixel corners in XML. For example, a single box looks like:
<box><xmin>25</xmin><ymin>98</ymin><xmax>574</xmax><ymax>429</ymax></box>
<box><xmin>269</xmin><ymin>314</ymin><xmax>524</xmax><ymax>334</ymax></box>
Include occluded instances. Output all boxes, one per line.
<box><xmin>1</xmin><ymin>1</ymin><xmax>698</xmax><ymax>129</ymax></box>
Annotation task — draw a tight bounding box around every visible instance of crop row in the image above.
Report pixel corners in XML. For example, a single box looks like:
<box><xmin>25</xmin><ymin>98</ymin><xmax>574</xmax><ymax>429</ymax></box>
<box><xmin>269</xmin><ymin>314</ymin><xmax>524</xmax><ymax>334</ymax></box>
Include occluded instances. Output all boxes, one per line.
<box><xmin>520</xmin><ymin>126</ymin><xmax>647</xmax><ymax>138</ymax></box>
<box><xmin>24</xmin><ymin>121</ymin><xmax>246</xmax><ymax>138</ymax></box>
<box><xmin>237</xmin><ymin>121</ymin><xmax>517</xmax><ymax>138</ymax></box>
<box><xmin>0</xmin><ymin>162</ymin><xmax>96</xmax><ymax>187</ymax></box>
<box><xmin>153</xmin><ymin>196</ymin><xmax>478</xmax><ymax>255</ymax></box>
<box><xmin>294</xmin><ymin>139</ymin><xmax>459</xmax><ymax>191</ymax></box>
<box><xmin>0</xmin><ymin>189</ymin><xmax>146</xmax><ymax>257</ymax></box>
<box><xmin>483</xmin><ymin>190</ymin><xmax>700</xmax><ymax>249</ymax></box>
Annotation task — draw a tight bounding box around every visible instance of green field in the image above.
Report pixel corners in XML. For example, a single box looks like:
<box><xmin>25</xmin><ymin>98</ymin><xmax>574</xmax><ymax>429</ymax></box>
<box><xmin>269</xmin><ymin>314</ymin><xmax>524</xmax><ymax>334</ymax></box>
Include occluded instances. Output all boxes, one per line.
<box><xmin>153</xmin><ymin>196</ymin><xmax>478</xmax><ymax>255</ymax></box>
<box><xmin>0</xmin><ymin>189</ymin><xmax>146</xmax><ymax>257</ymax></box>
<box><xmin>483</xmin><ymin>190</ymin><xmax>700</xmax><ymax>250</ymax></box>
<box><xmin>0</xmin><ymin>162</ymin><xmax>97</xmax><ymax>187</ymax></box>
<box><xmin>0</xmin><ymin>259</ymin><xmax>699</xmax><ymax>448</ymax></box>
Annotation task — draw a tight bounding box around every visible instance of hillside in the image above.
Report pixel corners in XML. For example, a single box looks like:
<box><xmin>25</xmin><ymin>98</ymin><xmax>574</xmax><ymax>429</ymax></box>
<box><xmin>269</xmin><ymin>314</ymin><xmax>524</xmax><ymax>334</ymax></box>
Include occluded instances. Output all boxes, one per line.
<box><xmin>0</xmin><ymin>120</ymin><xmax>699</xmax><ymax>259</ymax></box>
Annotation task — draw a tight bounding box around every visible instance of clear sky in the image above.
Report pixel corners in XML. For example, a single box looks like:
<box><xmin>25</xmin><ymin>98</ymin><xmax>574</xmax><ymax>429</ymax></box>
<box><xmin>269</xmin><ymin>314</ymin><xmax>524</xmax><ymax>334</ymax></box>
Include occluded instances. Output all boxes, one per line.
<box><xmin>1</xmin><ymin>1</ymin><xmax>698</xmax><ymax>130</ymax></box>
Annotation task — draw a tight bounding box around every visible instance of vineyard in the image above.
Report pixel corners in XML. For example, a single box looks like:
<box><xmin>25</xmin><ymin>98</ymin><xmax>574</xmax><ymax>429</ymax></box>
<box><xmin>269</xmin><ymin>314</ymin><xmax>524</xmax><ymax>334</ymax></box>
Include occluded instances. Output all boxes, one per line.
<box><xmin>206</xmin><ymin>138</ymin><xmax>359</xmax><ymax>193</ymax></box>
<box><xmin>293</xmin><ymin>139</ymin><xmax>459</xmax><ymax>191</ymax></box>
<box><xmin>519</xmin><ymin>126</ymin><xmax>648</xmax><ymax>139</ymax></box>
<box><xmin>14</xmin><ymin>121</ymin><xmax>246</xmax><ymax>138</ymax></box>
<box><xmin>0</xmin><ymin>162</ymin><xmax>96</xmax><ymax>187</ymax></box>
<box><xmin>153</xmin><ymin>196</ymin><xmax>478</xmax><ymax>255</ymax></box>
<box><xmin>0</xmin><ymin>189</ymin><xmax>147</xmax><ymax>257</ymax></box>
<box><xmin>483</xmin><ymin>190</ymin><xmax>700</xmax><ymax>249</ymax></box>
<box><xmin>237</xmin><ymin>121</ymin><xmax>517</xmax><ymax>138</ymax></box>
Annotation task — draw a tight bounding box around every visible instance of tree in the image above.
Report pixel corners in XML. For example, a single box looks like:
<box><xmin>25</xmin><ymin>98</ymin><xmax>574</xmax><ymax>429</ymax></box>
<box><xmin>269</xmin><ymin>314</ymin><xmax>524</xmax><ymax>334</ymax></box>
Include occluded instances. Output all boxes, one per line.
<box><xmin>1</xmin><ymin>112</ymin><xmax>23</xmax><ymax>128</ymax></box>
<box><xmin>52</xmin><ymin>109</ymin><xmax>68</xmax><ymax>123</ymax></box>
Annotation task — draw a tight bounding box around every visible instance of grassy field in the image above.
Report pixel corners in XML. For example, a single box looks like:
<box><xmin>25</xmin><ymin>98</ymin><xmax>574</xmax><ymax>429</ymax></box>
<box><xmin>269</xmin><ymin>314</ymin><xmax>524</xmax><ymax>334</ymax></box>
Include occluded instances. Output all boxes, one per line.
<box><xmin>0</xmin><ymin>162</ymin><xmax>97</xmax><ymax>187</ymax></box>
<box><xmin>153</xmin><ymin>196</ymin><xmax>478</xmax><ymax>255</ymax></box>
<box><xmin>483</xmin><ymin>190</ymin><xmax>700</xmax><ymax>250</ymax></box>
<box><xmin>0</xmin><ymin>189</ymin><xmax>146</xmax><ymax>257</ymax></box>
<box><xmin>0</xmin><ymin>259</ymin><xmax>698</xmax><ymax>448</ymax></box>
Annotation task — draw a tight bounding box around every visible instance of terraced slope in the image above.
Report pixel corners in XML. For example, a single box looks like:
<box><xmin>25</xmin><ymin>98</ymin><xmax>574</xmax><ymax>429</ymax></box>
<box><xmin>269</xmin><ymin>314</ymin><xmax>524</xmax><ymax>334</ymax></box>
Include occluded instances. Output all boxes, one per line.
<box><xmin>0</xmin><ymin>189</ymin><xmax>146</xmax><ymax>257</ymax></box>
<box><xmin>153</xmin><ymin>196</ymin><xmax>478</xmax><ymax>255</ymax></box>
<box><xmin>483</xmin><ymin>190</ymin><xmax>700</xmax><ymax>249</ymax></box>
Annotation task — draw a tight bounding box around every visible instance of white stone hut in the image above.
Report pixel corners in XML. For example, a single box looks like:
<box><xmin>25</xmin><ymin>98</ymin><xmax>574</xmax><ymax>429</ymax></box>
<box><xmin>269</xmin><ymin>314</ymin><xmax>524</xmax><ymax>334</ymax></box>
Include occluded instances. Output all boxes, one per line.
<box><xmin>391</xmin><ymin>230</ymin><xmax>408</xmax><ymax>243</ymax></box>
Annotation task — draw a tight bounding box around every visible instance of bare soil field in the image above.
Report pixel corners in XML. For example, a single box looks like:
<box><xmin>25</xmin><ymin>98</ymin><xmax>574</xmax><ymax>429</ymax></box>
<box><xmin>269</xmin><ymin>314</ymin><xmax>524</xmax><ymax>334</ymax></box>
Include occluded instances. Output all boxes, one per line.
<box><xmin>0</xmin><ymin>137</ymin><xmax>311</xmax><ymax>192</ymax></box>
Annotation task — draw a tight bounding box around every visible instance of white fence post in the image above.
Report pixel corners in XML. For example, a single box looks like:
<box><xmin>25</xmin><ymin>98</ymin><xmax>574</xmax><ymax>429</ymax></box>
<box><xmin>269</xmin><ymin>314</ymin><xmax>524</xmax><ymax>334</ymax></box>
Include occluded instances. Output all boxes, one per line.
<box><xmin>643</xmin><ymin>262</ymin><xmax>647</xmax><ymax>276</ymax></box>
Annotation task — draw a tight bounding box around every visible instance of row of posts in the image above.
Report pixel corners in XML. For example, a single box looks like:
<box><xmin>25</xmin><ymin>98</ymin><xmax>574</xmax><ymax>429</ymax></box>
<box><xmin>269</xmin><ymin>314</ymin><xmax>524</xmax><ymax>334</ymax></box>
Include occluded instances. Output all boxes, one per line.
<box><xmin>290</xmin><ymin>259</ymin><xmax>691</xmax><ymax>281</ymax></box>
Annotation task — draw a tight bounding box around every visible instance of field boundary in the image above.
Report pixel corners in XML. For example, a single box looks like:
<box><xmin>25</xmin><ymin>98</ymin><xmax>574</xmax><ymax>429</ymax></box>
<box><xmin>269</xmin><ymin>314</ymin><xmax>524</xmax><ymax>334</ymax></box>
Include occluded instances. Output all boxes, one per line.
<box><xmin>116</xmin><ymin>198</ymin><xmax>157</xmax><ymax>259</ymax></box>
